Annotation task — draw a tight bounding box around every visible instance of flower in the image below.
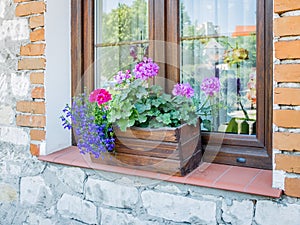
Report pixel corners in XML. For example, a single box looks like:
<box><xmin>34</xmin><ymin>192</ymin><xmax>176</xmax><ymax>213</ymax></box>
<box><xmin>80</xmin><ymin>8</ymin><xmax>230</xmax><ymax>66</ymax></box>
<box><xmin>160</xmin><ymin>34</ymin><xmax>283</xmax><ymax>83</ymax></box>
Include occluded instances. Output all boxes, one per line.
<box><xmin>172</xmin><ymin>83</ymin><xmax>194</xmax><ymax>98</ymax></box>
<box><xmin>200</xmin><ymin>77</ymin><xmax>221</xmax><ymax>96</ymax></box>
<box><xmin>89</xmin><ymin>88</ymin><xmax>112</xmax><ymax>106</ymax></box>
<box><xmin>114</xmin><ymin>70</ymin><xmax>132</xmax><ymax>84</ymax></box>
<box><xmin>61</xmin><ymin>58</ymin><xmax>197</xmax><ymax>158</ymax></box>
<box><xmin>133</xmin><ymin>57</ymin><xmax>159</xmax><ymax>80</ymax></box>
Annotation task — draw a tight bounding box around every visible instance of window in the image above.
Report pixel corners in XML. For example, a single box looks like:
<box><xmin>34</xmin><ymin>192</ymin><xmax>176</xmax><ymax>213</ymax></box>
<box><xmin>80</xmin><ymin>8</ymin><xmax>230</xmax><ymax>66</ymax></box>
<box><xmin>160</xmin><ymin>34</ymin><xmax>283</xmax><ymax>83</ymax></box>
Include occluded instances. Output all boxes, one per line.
<box><xmin>71</xmin><ymin>0</ymin><xmax>273</xmax><ymax>169</ymax></box>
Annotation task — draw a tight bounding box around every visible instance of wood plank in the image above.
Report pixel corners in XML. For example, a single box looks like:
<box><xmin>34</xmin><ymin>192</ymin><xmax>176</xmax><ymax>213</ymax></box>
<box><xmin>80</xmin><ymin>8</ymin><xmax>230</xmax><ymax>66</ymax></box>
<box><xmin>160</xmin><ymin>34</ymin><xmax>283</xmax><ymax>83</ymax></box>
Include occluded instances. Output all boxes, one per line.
<box><xmin>114</xmin><ymin>126</ymin><xmax>178</xmax><ymax>142</ymax></box>
<box><xmin>115</xmin><ymin>138</ymin><xmax>180</xmax><ymax>159</ymax></box>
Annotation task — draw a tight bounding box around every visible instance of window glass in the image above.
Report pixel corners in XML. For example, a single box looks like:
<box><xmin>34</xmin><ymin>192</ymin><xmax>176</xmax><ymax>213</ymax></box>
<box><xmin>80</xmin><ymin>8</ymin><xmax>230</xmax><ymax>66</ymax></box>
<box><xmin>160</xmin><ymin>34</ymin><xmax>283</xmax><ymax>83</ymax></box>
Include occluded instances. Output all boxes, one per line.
<box><xmin>95</xmin><ymin>0</ymin><xmax>149</xmax><ymax>87</ymax></box>
<box><xmin>180</xmin><ymin>0</ymin><xmax>257</xmax><ymax>135</ymax></box>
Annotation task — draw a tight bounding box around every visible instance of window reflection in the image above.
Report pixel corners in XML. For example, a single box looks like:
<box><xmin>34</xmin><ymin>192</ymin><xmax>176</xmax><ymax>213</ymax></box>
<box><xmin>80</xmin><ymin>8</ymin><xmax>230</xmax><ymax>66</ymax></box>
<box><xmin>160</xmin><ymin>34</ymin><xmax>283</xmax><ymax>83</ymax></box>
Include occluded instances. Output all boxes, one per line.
<box><xmin>180</xmin><ymin>0</ymin><xmax>257</xmax><ymax>135</ymax></box>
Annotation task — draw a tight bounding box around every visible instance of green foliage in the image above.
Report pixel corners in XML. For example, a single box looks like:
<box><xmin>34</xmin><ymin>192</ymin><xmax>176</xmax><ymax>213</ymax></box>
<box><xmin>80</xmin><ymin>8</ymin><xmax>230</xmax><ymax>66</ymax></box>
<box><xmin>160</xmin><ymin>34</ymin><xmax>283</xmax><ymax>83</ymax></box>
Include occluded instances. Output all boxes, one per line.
<box><xmin>107</xmin><ymin>79</ymin><xmax>198</xmax><ymax>131</ymax></box>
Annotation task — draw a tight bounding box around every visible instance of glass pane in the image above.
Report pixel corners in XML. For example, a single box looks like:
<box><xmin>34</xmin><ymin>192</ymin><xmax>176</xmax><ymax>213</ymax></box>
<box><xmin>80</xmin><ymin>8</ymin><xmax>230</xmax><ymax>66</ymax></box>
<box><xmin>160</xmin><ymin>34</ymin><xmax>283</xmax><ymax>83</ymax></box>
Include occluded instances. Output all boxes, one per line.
<box><xmin>95</xmin><ymin>0</ymin><xmax>149</xmax><ymax>87</ymax></box>
<box><xmin>180</xmin><ymin>0</ymin><xmax>257</xmax><ymax>135</ymax></box>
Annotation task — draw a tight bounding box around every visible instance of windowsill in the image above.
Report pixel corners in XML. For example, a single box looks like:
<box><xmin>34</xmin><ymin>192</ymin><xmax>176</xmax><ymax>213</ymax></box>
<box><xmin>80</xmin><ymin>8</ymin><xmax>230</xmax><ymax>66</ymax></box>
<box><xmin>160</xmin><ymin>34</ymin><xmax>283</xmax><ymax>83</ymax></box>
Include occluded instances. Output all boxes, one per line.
<box><xmin>38</xmin><ymin>146</ymin><xmax>282</xmax><ymax>198</ymax></box>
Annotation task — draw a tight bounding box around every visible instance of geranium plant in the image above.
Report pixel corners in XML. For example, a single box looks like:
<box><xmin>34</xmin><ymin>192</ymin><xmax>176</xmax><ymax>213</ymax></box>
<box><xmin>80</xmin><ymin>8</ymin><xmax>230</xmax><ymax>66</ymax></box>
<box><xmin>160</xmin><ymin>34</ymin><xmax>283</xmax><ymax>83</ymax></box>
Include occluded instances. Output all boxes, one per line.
<box><xmin>61</xmin><ymin>58</ymin><xmax>198</xmax><ymax>158</ymax></box>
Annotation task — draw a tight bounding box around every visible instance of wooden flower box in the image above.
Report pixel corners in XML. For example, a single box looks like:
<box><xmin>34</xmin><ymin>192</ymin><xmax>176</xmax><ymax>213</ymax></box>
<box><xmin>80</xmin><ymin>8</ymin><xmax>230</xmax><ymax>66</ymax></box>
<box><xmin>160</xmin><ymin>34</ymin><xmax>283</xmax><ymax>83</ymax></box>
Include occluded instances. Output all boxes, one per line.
<box><xmin>91</xmin><ymin>119</ymin><xmax>202</xmax><ymax>176</ymax></box>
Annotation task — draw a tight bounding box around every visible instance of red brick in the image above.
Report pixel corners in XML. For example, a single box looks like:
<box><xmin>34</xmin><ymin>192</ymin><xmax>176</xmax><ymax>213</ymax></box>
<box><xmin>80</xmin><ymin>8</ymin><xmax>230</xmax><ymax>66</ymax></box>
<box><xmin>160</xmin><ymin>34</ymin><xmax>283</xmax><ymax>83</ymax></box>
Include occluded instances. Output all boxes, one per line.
<box><xmin>274</xmin><ymin>132</ymin><xmax>300</xmax><ymax>151</ymax></box>
<box><xmin>30</xmin><ymin>72</ymin><xmax>44</xmax><ymax>84</ymax></box>
<box><xmin>285</xmin><ymin>178</ymin><xmax>300</xmax><ymax>197</ymax></box>
<box><xmin>275</xmin><ymin>40</ymin><xmax>300</xmax><ymax>60</ymax></box>
<box><xmin>274</xmin><ymin>88</ymin><xmax>300</xmax><ymax>106</ymax></box>
<box><xmin>273</xmin><ymin>110</ymin><xmax>300</xmax><ymax>128</ymax></box>
<box><xmin>16</xmin><ymin>101</ymin><xmax>45</xmax><ymax>114</ymax></box>
<box><xmin>31</xmin><ymin>87</ymin><xmax>44</xmax><ymax>99</ymax></box>
<box><xmin>30</xmin><ymin>28</ymin><xmax>45</xmax><ymax>42</ymax></box>
<box><xmin>30</xmin><ymin>129</ymin><xmax>46</xmax><ymax>141</ymax></box>
<box><xmin>18</xmin><ymin>58</ymin><xmax>46</xmax><ymax>70</ymax></box>
<box><xmin>274</xmin><ymin>64</ymin><xmax>300</xmax><ymax>83</ymax></box>
<box><xmin>29</xmin><ymin>15</ymin><xmax>44</xmax><ymax>29</ymax></box>
<box><xmin>274</xmin><ymin>0</ymin><xmax>300</xmax><ymax>14</ymax></box>
<box><xmin>274</xmin><ymin>16</ymin><xmax>300</xmax><ymax>37</ymax></box>
<box><xmin>15</xmin><ymin>1</ymin><xmax>45</xmax><ymax>17</ymax></box>
<box><xmin>20</xmin><ymin>43</ymin><xmax>45</xmax><ymax>56</ymax></box>
<box><xmin>30</xmin><ymin>143</ymin><xmax>40</xmax><ymax>156</ymax></box>
<box><xmin>16</xmin><ymin>115</ymin><xmax>46</xmax><ymax>128</ymax></box>
<box><xmin>276</xmin><ymin>154</ymin><xmax>300</xmax><ymax>174</ymax></box>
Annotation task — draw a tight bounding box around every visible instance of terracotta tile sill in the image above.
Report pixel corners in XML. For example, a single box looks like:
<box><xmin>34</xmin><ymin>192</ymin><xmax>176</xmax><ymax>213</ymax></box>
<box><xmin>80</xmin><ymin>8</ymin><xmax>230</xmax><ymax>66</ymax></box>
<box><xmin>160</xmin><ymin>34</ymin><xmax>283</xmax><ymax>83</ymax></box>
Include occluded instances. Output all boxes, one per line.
<box><xmin>38</xmin><ymin>147</ymin><xmax>282</xmax><ymax>198</ymax></box>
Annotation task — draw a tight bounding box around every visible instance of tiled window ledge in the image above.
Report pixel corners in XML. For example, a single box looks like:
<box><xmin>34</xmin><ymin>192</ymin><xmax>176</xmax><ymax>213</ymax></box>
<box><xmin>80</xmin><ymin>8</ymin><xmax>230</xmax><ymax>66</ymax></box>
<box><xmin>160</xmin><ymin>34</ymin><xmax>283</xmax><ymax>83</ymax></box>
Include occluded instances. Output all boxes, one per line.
<box><xmin>39</xmin><ymin>147</ymin><xmax>282</xmax><ymax>198</ymax></box>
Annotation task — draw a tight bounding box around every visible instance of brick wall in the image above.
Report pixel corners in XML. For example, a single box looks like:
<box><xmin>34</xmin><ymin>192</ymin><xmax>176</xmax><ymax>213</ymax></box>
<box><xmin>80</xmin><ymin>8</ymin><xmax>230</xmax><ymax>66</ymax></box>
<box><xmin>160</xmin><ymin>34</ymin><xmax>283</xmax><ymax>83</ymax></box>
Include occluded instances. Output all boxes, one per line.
<box><xmin>14</xmin><ymin>0</ymin><xmax>46</xmax><ymax>156</ymax></box>
<box><xmin>273</xmin><ymin>0</ymin><xmax>300</xmax><ymax>198</ymax></box>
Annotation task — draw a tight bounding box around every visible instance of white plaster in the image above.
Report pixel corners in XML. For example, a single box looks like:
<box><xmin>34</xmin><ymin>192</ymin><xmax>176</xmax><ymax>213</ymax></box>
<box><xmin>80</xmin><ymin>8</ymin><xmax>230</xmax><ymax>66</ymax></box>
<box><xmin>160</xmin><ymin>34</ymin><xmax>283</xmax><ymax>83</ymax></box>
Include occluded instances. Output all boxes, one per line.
<box><xmin>0</xmin><ymin>19</ymin><xmax>29</xmax><ymax>41</ymax></box>
<box><xmin>0</xmin><ymin>126</ymin><xmax>29</xmax><ymax>146</ymax></box>
<box><xmin>0</xmin><ymin>73</ymin><xmax>8</xmax><ymax>103</ymax></box>
<box><xmin>44</xmin><ymin>0</ymin><xmax>71</xmax><ymax>154</ymax></box>
<box><xmin>282</xmin><ymin>10</ymin><xmax>300</xmax><ymax>17</ymax></box>
<box><xmin>0</xmin><ymin>0</ymin><xmax>9</xmax><ymax>18</ymax></box>
<box><xmin>0</xmin><ymin>106</ymin><xmax>14</xmax><ymax>125</ymax></box>
<box><xmin>11</xmin><ymin>72</ymin><xmax>30</xmax><ymax>98</ymax></box>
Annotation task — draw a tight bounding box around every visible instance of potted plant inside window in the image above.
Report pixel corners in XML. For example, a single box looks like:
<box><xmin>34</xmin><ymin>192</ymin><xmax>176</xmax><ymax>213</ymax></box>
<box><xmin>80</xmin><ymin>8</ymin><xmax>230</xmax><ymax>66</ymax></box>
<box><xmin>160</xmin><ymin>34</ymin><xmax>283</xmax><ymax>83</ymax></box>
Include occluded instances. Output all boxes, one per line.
<box><xmin>61</xmin><ymin>58</ymin><xmax>202</xmax><ymax>176</ymax></box>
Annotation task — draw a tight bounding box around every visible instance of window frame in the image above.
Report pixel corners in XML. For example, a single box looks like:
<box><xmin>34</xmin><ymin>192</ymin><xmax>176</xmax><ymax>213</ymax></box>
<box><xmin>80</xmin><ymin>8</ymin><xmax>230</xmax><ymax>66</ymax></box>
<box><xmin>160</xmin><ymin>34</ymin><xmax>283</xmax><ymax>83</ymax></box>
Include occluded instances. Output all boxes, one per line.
<box><xmin>71</xmin><ymin>0</ymin><xmax>273</xmax><ymax>169</ymax></box>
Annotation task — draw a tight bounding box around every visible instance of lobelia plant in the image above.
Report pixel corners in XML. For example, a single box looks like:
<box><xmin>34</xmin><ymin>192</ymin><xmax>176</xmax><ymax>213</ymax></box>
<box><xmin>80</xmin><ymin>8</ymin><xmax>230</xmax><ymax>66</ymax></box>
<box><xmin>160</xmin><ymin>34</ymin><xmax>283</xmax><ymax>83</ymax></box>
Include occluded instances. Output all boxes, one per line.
<box><xmin>61</xmin><ymin>57</ymin><xmax>198</xmax><ymax>158</ymax></box>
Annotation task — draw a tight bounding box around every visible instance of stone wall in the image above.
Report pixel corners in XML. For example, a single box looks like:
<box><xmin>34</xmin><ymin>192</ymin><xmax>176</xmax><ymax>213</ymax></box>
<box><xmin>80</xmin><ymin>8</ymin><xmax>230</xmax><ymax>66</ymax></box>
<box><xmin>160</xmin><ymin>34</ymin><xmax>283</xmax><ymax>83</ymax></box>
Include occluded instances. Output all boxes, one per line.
<box><xmin>1</xmin><ymin>0</ymin><xmax>300</xmax><ymax>224</ymax></box>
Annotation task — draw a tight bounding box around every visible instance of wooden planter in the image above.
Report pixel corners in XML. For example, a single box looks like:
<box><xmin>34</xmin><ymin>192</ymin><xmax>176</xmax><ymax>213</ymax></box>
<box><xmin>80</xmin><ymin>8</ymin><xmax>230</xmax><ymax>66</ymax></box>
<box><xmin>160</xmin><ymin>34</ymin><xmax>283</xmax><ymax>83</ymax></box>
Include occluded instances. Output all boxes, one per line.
<box><xmin>91</xmin><ymin>119</ymin><xmax>202</xmax><ymax>176</ymax></box>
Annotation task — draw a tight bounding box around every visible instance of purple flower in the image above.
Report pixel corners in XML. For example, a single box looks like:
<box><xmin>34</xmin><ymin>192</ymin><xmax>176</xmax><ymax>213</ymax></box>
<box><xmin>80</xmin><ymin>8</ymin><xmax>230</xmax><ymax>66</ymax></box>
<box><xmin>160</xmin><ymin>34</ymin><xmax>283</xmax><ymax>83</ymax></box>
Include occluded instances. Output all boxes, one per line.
<box><xmin>172</xmin><ymin>83</ymin><xmax>194</xmax><ymax>98</ymax></box>
<box><xmin>114</xmin><ymin>70</ymin><xmax>132</xmax><ymax>84</ymax></box>
<box><xmin>133</xmin><ymin>57</ymin><xmax>159</xmax><ymax>80</ymax></box>
<box><xmin>200</xmin><ymin>77</ymin><xmax>221</xmax><ymax>96</ymax></box>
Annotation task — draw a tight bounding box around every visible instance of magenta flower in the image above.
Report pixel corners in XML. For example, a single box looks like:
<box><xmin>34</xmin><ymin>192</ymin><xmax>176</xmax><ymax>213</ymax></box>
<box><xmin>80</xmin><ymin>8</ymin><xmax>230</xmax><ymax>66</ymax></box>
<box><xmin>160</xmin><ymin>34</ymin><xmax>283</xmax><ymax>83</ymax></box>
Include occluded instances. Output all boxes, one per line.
<box><xmin>133</xmin><ymin>57</ymin><xmax>159</xmax><ymax>80</ymax></box>
<box><xmin>200</xmin><ymin>77</ymin><xmax>221</xmax><ymax>96</ymax></box>
<box><xmin>114</xmin><ymin>70</ymin><xmax>132</xmax><ymax>84</ymax></box>
<box><xmin>172</xmin><ymin>83</ymin><xmax>194</xmax><ymax>98</ymax></box>
<box><xmin>89</xmin><ymin>88</ymin><xmax>112</xmax><ymax>105</ymax></box>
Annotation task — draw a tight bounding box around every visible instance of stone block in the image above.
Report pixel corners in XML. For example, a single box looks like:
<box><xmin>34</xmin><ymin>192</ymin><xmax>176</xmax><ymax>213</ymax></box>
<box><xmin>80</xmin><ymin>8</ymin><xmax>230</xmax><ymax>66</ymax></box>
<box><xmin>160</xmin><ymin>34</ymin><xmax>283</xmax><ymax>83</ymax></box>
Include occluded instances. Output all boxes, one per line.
<box><xmin>222</xmin><ymin>200</ymin><xmax>254</xmax><ymax>225</ymax></box>
<box><xmin>0</xmin><ymin>126</ymin><xmax>29</xmax><ymax>146</ymax></box>
<box><xmin>0</xmin><ymin>183</ymin><xmax>17</xmax><ymax>203</ymax></box>
<box><xmin>85</xmin><ymin>179</ymin><xmax>139</xmax><ymax>208</ymax></box>
<box><xmin>57</xmin><ymin>193</ymin><xmax>97</xmax><ymax>225</ymax></box>
<box><xmin>57</xmin><ymin>167</ymin><xmax>86</xmax><ymax>193</ymax></box>
<box><xmin>255</xmin><ymin>201</ymin><xmax>300</xmax><ymax>225</ymax></box>
<box><xmin>101</xmin><ymin>208</ymin><xmax>160</xmax><ymax>225</ymax></box>
<box><xmin>20</xmin><ymin>176</ymin><xmax>52</xmax><ymax>205</ymax></box>
<box><xmin>0</xmin><ymin>106</ymin><xmax>14</xmax><ymax>125</ymax></box>
<box><xmin>141</xmin><ymin>190</ymin><xmax>216</xmax><ymax>224</ymax></box>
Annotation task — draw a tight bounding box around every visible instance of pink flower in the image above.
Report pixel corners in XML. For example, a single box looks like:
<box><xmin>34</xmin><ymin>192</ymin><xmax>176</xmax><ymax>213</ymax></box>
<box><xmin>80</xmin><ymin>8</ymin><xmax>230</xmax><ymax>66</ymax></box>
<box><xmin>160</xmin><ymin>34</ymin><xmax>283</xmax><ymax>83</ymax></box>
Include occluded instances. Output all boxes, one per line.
<box><xmin>200</xmin><ymin>77</ymin><xmax>221</xmax><ymax>96</ymax></box>
<box><xmin>134</xmin><ymin>57</ymin><xmax>159</xmax><ymax>80</ymax></box>
<box><xmin>172</xmin><ymin>83</ymin><xmax>194</xmax><ymax>98</ymax></box>
<box><xmin>114</xmin><ymin>70</ymin><xmax>132</xmax><ymax>84</ymax></box>
<box><xmin>89</xmin><ymin>89</ymin><xmax>112</xmax><ymax>105</ymax></box>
